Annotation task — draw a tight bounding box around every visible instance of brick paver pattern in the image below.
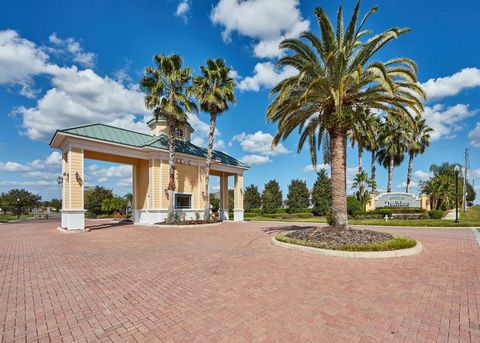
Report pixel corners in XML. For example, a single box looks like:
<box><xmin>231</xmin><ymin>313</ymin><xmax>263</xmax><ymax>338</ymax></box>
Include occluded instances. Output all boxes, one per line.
<box><xmin>1</xmin><ymin>220</ymin><xmax>479</xmax><ymax>342</ymax></box>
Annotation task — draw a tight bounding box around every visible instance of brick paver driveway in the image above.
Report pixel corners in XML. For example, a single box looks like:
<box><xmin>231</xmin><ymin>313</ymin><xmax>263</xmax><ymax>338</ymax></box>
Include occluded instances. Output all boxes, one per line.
<box><xmin>1</xmin><ymin>220</ymin><xmax>479</xmax><ymax>342</ymax></box>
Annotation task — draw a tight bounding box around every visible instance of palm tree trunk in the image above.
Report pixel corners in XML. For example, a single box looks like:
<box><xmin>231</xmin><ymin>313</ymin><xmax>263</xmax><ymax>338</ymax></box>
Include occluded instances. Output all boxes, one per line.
<box><xmin>387</xmin><ymin>155</ymin><xmax>394</xmax><ymax>193</ymax></box>
<box><xmin>406</xmin><ymin>151</ymin><xmax>414</xmax><ymax>193</ymax></box>
<box><xmin>344</xmin><ymin>136</ymin><xmax>347</xmax><ymax>192</ymax></box>
<box><xmin>371</xmin><ymin>150</ymin><xmax>376</xmax><ymax>193</ymax></box>
<box><xmin>167</xmin><ymin>116</ymin><xmax>176</xmax><ymax>223</ymax></box>
<box><xmin>330</xmin><ymin>130</ymin><xmax>348</xmax><ymax>228</ymax></box>
<box><xmin>358</xmin><ymin>145</ymin><xmax>364</xmax><ymax>198</ymax></box>
<box><xmin>203</xmin><ymin>113</ymin><xmax>217</xmax><ymax>220</ymax></box>
<box><xmin>358</xmin><ymin>145</ymin><xmax>363</xmax><ymax>173</ymax></box>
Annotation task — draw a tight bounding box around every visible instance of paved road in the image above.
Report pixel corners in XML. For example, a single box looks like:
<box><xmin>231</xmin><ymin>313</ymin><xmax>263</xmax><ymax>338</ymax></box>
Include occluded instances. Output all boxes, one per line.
<box><xmin>0</xmin><ymin>220</ymin><xmax>479</xmax><ymax>342</ymax></box>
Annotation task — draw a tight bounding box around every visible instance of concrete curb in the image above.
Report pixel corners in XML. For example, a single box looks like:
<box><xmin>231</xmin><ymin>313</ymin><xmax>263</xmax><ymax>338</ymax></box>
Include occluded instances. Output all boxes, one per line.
<box><xmin>472</xmin><ymin>228</ymin><xmax>480</xmax><ymax>247</ymax></box>
<box><xmin>271</xmin><ymin>236</ymin><xmax>423</xmax><ymax>259</ymax></box>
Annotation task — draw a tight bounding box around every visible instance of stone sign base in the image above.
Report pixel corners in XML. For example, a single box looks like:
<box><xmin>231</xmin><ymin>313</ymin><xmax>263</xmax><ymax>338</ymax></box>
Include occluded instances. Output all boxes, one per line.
<box><xmin>366</xmin><ymin>192</ymin><xmax>430</xmax><ymax>212</ymax></box>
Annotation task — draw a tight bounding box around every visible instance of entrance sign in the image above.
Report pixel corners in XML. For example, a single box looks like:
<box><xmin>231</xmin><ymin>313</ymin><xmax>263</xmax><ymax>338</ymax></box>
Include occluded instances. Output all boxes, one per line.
<box><xmin>375</xmin><ymin>192</ymin><xmax>421</xmax><ymax>208</ymax></box>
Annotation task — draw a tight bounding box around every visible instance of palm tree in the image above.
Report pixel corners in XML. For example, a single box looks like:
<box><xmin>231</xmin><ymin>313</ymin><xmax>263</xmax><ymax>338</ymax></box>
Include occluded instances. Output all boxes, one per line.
<box><xmin>364</xmin><ymin>114</ymin><xmax>381</xmax><ymax>193</ymax></box>
<box><xmin>266</xmin><ymin>1</ymin><xmax>425</xmax><ymax>228</ymax></box>
<box><xmin>141</xmin><ymin>54</ymin><xmax>197</xmax><ymax>223</ymax></box>
<box><xmin>405</xmin><ymin>116</ymin><xmax>433</xmax><ymax>193</ymax></box>
<box><xmin>349</xmin><ymin>107</ymin><xmax>377</xmax><ymax>198</ymax></box>
<box><xmin>377</xmin><ymin>114</ymin><xmax>406</xmax><ymax>192</ymax></box>
<box><xmin>191</xmin><ymin>59</ymin><xmax>236</xmax><ymax>219</ymax></box>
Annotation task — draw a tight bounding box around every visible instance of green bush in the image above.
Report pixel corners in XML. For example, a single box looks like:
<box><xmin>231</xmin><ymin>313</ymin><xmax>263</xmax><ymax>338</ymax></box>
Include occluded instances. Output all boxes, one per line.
<box><xmin>347</xmin><ymin>196</ymin><xmax>362</xmax><ymax>215</ymax></box>
<box><xmin>376</xmin><ymin>207</ymin><xmax>425</xmax><ymax>214</ymax></box>
<box><xmin>326</xmin><ymin>207</ymin><xmax>336</xmax><ymax>226</ymax></box>
<box><xmin>428</xmin><ymin>210</ymin><xmax>444</xmax><ymax>219</ymax></box>
<box><xmin>281</xmin><ymin>212</ymin><xmax>313</xmax><ymax>219</ymax></box>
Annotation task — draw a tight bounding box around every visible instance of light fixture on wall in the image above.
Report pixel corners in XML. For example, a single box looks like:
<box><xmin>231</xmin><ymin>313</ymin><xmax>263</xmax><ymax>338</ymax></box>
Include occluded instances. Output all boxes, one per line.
<box><xmin>57</xmin><ymin>176</ymin><xmax>63</xmax><ymax>185</ymax></box>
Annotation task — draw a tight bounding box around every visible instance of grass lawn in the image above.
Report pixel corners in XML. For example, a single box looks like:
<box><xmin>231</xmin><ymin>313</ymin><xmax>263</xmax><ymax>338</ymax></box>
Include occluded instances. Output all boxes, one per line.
<box><xmin>245</xmin><ymin>206</ymin><xmax>480</xmax><ymax>227</ymax></box>
<box><xmin>0</xmin><ymin>214</ymin><xmax>34</xmax><ymax>223</ymax></box>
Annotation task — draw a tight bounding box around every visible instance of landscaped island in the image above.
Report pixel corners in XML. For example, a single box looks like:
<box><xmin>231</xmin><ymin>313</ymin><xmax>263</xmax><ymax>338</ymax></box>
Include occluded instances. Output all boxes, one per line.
<box><xmin>275</xmin><ymin>227</ymin><xmax>417</xmax><ymax>252</ymax></box>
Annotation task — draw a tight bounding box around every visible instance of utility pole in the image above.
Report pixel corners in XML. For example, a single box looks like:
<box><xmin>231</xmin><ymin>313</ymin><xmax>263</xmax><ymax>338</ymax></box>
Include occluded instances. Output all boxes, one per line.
<box><xmin>462</xmin><ymin>148</ymin><xmax>469</xmax><ymax>212</ymax></box>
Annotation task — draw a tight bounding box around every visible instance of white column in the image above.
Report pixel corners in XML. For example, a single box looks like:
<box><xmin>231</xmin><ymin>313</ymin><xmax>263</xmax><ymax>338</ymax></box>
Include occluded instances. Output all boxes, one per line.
<box><xmin>233</xmin><ymin>173</ymin><xmax>244</xmax><ymax>221</ymax></box>
<box><xmin>61</xmin><ymin>147</ymin><xmax>86</xmax><ymax>230</ymax></box>
<box><xmin>219</xmin><ymin>172</ymin><xmax>229</xmax><ymax>220</ymax></box>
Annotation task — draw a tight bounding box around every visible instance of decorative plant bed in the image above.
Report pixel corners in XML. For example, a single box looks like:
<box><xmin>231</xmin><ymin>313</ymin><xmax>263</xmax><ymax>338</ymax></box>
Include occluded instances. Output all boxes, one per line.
<box><xmin>153</xmin><ymin>220</ymin><xmax>222</xmax><ymax>228</ymax></box>
<box><xmin>273</xmin><ymin>226</ymin><xmax>421</xmax><ymax>258</ymax></box>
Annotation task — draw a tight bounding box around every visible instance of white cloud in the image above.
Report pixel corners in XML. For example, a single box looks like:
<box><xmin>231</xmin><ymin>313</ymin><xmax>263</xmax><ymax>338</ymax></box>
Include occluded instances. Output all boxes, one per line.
<box><xmin>0</xmin><ymin>161</ymin><xmax>30</xmax><ymax>172</ymax></box>
<box><xmin>0</xmin><ymin>152</ymin><xmax>63</xmax><ymax>172</ymax></box>
<box><xmin>468</xmin><ymin>168</ymin><xmax>480</xmax><ymax>179</ymax></box>
<box><xmin>423</xmin><ymin>104</ymin><xmax>478</xmax><ymax>141</ymax></box>
<box><xmin>304</xmin><ymin>164</ymin><xmax>329</xmax><ymax>173</ymax></box>
<box><xmin>0</xmin><ymin>30</ymin><xmax>149</xmax><ymax>140</ymax></box>
<box><xmin>238</xmin><ymin>62</ymin><xmax>297</xmax><ymax>91</ymax></box>
<box><xmin>117</xmin><ymin>177</ymin><xmax>132</xmax><ymax>188</ymax></box>
<box><xmin>24</xmin><ymin>171</ymin><xmax>58</xmax><ymax>179</ymax></box>
<box><xmin>413</xmin><ymin>170</ymin><xmax>432</xmax><ymax>181</ymax></box>
<box><xmin>87</xmin><ymin>164</ymin><xmax>132</xmax><ymax>178</ymax></box>
<box><xmin>0</xmin><ymin>30</ymin><xmax>49</xmax><ymax>92</ymax></box>
<box><xmin>210</xmin><ymin>0</ymin><xmax>309</xmax><ymax>58</ymax></box>
<box><xmin>17</xmin><ymin>66</ymin><xmax>149</xmax><ymax>140</ymax></box>
<box><xmin>231</xmin><ymin>131</ymin><xmax>289</xmax><ymax>156</ymax></box>
<box><xmin>422</xmin><ymin>67</ymin><xmax>480</xmax><ymax>100</ymax></box>
<box><xmin>175</xmin><ymin>1</ymin><xmax>190</xmax><ymax>22</ymax></box>
<box><xmin>240</xmin><ymin>154</ymin><xmax>272</xmax><ymax>165</ymax></box>
<box><xmin>187</xmin><ymin>113</ymin><xmax>225</xmax><ymax>149</ymax></box>
<box><xmin>49</xmin><ymin>33</ymin><xmax>95</xmax><ymax>68</ymax></box>
<box><xmin>468</xmin><ymin>123</ymin><xmax>480</xmax><ymax>147</ymax></box>
<box><xmin>396</xmin><ymin>181</ymin><xmax>419</xmax><ymax>189</ymax></box>
<box><xmin>0</xmin><ymin>180</ymin><xmax>56</xmax><ymax>187</ymax></box>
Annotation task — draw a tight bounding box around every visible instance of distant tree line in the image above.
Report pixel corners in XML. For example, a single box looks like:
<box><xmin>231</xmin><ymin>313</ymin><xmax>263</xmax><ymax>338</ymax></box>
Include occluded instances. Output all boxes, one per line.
<box><xmin>242</xmin><ymin>170</ymin><xmax>332</xmax><ymax>216</ymax></box>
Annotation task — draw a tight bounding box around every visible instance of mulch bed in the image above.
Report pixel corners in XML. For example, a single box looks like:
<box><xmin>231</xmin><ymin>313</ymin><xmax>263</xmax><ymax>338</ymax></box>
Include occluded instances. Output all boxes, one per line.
<box><xmin>155</xmin><ymin>220</ymin><xmax>219</xmax><ymax>225</ymax></box>
<box><xmin>286</xmin><ymin>226</ymin><xmax>393</xmax><ymax>245</ymax></box>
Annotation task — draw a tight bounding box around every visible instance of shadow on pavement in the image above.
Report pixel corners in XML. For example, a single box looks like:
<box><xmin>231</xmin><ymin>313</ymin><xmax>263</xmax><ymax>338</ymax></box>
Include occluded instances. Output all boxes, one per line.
<box><xmin>86</xmin><ymin>220</ymin><xmax>133</xmax><ymax>231</ymax></box>
<box><xmin>262</xmin><ymin>225</ymin><xmax>316</xmax><ymax>235</ymax></box>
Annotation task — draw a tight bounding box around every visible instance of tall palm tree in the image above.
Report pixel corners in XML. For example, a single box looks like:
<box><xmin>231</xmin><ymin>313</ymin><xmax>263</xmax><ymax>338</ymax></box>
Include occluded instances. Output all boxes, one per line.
<box><xmin>349</xmin><ymin>107</ymin><xmax>377</xmax><ymax>198</ymax></box>
<box><xmin>266</xmin><ymin>1</ymin><xmax>425</xmax><ymax>228</ymax></box>
<box><xmin>191</xmin><ymin>59</ymin><xmax>236</xmax><ymax>219</ymax></box>
<box><xmin>405</xmin><ymin>115</ymin><xmax>432</xmax><ymax>193</ymax></box>
<box><xmin>377</xmin><ymin>114</ymin><xmax>406</xmax><ymax>192</ymax></box>
<box><xmin>141</xmin><ymin>54</ymin><xmax>197</xmax><ymax>223</ymax></box>
<box><xmin>364</xmin><ymin>114</ymin><xmax>381</xmax><ymax>193</ymax></box>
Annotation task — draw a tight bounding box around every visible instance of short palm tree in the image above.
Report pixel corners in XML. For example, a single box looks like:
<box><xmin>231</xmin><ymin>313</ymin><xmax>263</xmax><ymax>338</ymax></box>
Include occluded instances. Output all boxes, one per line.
<box><xmin>191</xmin><ymin>59</ymin><xmax>236</xmax><ymax>219</ymax></box>
<box><xmin>267</xmin><ymin>1</ymin><xmax>425</xmax><ymax>228</ymax></box>
<box><xmin>377</xmin><ymin>114</ymin><xmax>406</xmax><ymax>192</ymax></box>
<box><xmin>141</xmin><ymin>54</ymin><xmax>197</xmax><ymax>223</ymax></box>
<box><xmin>405</xmin><ymin>115</ymin><xmax>432</xmax><ymax>193</ymax></box>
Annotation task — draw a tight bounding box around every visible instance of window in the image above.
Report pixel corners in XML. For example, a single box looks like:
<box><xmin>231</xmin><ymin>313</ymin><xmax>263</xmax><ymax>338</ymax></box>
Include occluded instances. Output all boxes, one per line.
<box><xmin>175</xmin><ymin>194</ymin><xmax>192</xmax><ymax>209</ymax></box>
<box><xmin>175</xmin><ymin>128</ymin><xmax>184</xmax><ymax>139</ymax></box>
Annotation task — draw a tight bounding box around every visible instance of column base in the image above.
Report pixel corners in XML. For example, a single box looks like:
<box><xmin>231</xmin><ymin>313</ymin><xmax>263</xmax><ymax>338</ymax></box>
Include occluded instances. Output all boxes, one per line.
<box><xmin>61</xmin><ymin>210</ymin><xmax>86</xmax><ymax>231</ymax></box>
<box><xmin>233</xmin><ymin>209</ymin><xmax>244</xmax><ymax>221</ymax></box>
<box><xmin>219</xmin><ymin>208</ymin><xmax>229</xmax><ymax>221</ymax></box>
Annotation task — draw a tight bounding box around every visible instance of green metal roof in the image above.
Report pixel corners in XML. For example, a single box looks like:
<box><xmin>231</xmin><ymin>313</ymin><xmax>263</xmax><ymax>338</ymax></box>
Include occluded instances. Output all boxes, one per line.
<box><xmin>50</xmin><ymin>123</ymin><xmax>249</xmax><ymax>169</ymax></box>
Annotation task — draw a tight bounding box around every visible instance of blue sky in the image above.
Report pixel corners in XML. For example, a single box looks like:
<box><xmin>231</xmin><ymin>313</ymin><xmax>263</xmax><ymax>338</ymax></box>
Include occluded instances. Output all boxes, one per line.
<box><xmin>1</xmin><ymin>0</ymin><xmax>480</xmax><ymax>201</ymax></box>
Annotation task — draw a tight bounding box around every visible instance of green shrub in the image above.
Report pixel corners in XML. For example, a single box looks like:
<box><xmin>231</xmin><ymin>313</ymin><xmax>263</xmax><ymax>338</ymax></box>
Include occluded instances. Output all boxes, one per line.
<box><xmin>326</xmin><ymin>207</ymin><xmax>336</xmax><ymax>226</ymax></box>
<box><xmin>376</xmin><ymin>207</ymin><xmax>425</xmax><ymax>214</ymax></box>
<box><xmin>281</xmin><ymin>212</ymin><xmax>313</xmax><ymax>219</ymax></box>
<box><xmin>428</xmin><ymin>210</ymin><xmax>444</xmax><ymax>219</ymax></box>
<box><xmin>347</xmin><ymin>196</ymin><xmax>362</xmax><ymax>215</ymax></box>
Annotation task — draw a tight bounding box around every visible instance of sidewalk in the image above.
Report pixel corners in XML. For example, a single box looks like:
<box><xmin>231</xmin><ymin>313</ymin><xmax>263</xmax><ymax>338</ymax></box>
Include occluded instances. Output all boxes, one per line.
<box><xmin>443</xmin><ymin>209</ymin><xmax>456</xmax><ymax>220</ymax></box>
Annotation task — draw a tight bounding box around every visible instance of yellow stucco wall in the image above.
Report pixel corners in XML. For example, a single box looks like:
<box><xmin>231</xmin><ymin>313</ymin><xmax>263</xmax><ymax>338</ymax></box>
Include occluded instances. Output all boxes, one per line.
<box><xmin>69</xmin><ymin>148</ymin><xmax>84</xmax><ymax>209</ymax></box>
<box><xmin>62</xmin><ymin>152</ymin><xmax>69</xmax><ymax>209</ymax></box>
<box><xmin>134</xmin><ymin>160</ymin><xmax>149</xmax><ymax>210</ymax></box>
<box><xmin>234</xmin><ymin>174</ymin><xmax>244</xmax><ymax>209</ymax></box>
